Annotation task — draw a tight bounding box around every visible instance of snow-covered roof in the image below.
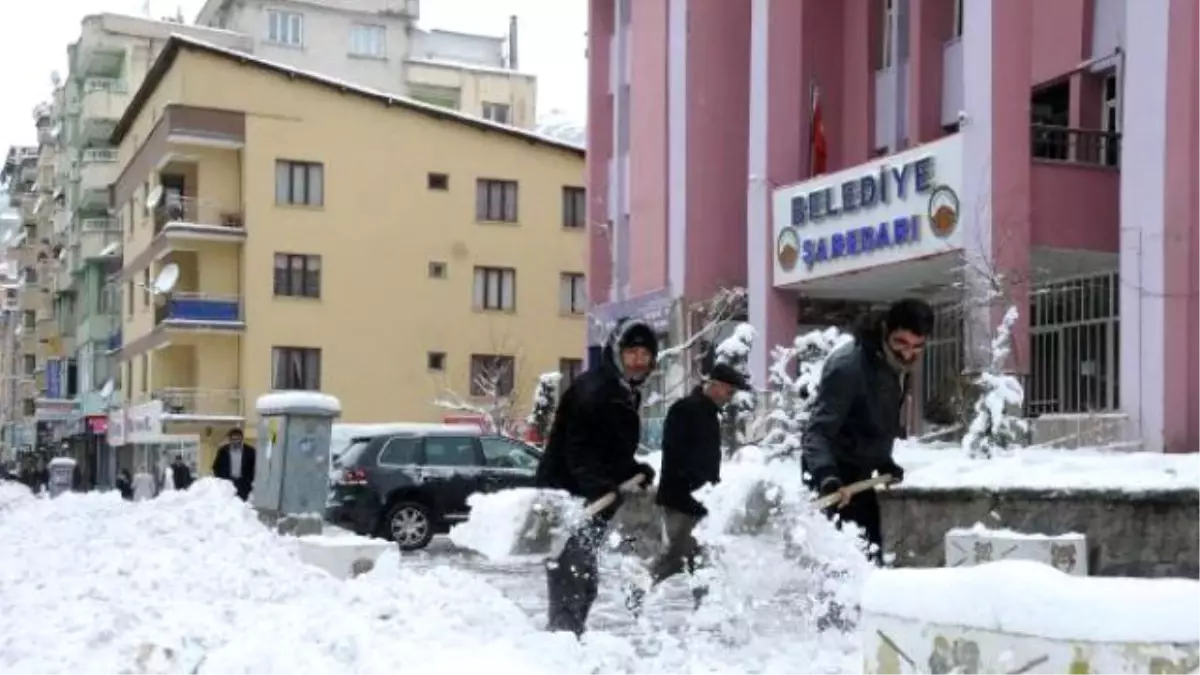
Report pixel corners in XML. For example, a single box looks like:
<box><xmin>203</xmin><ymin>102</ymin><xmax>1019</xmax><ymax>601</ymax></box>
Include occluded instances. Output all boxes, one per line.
<box><xmin>256</xmin><ymin>391</ymin><xmax>342</xmax><ymax>417</ymax></box>
<box><xmin>405</xmin><ymin>57</ymin><xmax>536</xmax><ymax>79</ymax></box>
<box><xmin>112</xmin><ymin>34</ymin><xmax>585</xmax><ymax>156</ymax></box>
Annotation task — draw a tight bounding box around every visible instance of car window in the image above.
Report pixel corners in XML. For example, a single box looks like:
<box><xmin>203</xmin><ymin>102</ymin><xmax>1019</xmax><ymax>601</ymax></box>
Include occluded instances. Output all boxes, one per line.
<box><xmin>378</xmin><ymin>436</ymin><xmax>421</xmax><ymax>466</ymax></box>
<box><xmin>333</xmin><ymin>439</ymin><xmax>371</xmax><ymax>468</ymax></box>
<box><xmin>422</xmin><ymin>436</ymin><xmax>481</xmax><ymax>467</ymax></box>
<box><xmin>480</xmin><ymin>436</ymin><xmax>539</xmax><ymax>470</ymax></box>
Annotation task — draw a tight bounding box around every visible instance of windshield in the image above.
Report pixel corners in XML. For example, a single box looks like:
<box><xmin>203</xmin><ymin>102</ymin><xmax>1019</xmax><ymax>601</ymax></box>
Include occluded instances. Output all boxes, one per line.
<box><xmin>332</xmin><ymin>439</ymin><xmax>371</xmax><ymax>469</ymax></box>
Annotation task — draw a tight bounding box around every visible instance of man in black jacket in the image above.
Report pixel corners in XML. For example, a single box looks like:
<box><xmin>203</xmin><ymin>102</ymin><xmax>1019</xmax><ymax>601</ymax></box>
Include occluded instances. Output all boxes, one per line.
<box><xmin>802</xmin><ymin>298</ymin><xmax>933</xmax><ymax>564</ymax></box>
<box><xmin>212</xmin><ymin>428</ymin><xmax>256</xmax><ymax>501</ymax></box>
<box><xmin>536</xmin><ymin>317</ymin><xmax>659</xmax><ymax>637</ymax></box>
<box><xmin>629</xmin><ymin>363</ymin><xmax>748</xmax><ymax>614</ymax></box>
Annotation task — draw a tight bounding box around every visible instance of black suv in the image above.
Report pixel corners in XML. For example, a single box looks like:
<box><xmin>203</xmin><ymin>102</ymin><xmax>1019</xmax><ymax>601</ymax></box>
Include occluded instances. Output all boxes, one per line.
<box><xmin>326</xmin><ymin>430</ymin><xmax>542</xmax><ymax>550</ymax></box>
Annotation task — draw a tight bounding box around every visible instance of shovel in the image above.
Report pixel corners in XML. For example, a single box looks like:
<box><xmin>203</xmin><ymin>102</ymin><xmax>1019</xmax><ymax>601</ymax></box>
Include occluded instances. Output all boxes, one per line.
<box><xmin>542</xmin><ymin>474</ymin><xmax>649</xmax><ymax>561</ymax></box>
<box><xmin>731</xmin><ymin>474</ymin><xmax>895</xmax><ymax>535</ymax></box>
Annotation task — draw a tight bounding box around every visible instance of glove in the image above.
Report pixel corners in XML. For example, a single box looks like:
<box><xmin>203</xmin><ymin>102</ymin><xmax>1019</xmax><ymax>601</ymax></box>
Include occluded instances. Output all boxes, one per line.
<box><xmin>816</xmin><ymin>474</ymin><xmax>843</xmax><ymax>497</ymax></box>
<box><xmin>880</xmin><ymin>461</ymin><xmax>905</xmax><ymax>484</ymax></box>
<box><xmin>634</xmin><ymin>462</ymin><xmax>656</xmax><ymax>486</ymax></box>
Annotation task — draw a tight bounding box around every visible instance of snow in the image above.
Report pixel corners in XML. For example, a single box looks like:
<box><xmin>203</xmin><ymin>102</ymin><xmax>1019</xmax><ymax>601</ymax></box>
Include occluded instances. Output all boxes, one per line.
<box><xmin>0</xmin><ymin>476</ymin><xmax>864</xmax><ymax>673</ymax></box>
<box><xmin>962</xmin><ymin>306</ymin><xmax>1027</xmax><ymax>458</ymax></box>
<box><xmin>330</xmin><ymin>423</ymin><xmax>480</xmax><ymax>459</ymax></box>
<box><xmin>861</xmin><ymin>559</ymin><xmax>1200</xmax><ymax>643</ymax></box>
<box><xmin>448</xmin><ymin>487</ymin><xmax>581</xmax><ymax>562</ymax></box>
<box><xmin>948</xmin><ymin>522</ymin><xmax>1084</xmax><ymax>541</ymax></box>
<box><xmin>255</xmin><ymin>391</ymin><xmax>342</xmax><ymax>416</ymax></box>
<box><xmin>893</xmin><ymin>441</ymin><xmax>1200</xmax><ymax>492</ymax></box>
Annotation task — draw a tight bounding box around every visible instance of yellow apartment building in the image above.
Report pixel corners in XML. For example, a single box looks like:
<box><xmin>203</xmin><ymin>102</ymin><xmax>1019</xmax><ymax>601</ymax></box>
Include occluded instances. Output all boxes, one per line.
<box><xmin>108</xmin><ymin>35</ymin><xmax>587</xmax><ymax>473</ymax></box>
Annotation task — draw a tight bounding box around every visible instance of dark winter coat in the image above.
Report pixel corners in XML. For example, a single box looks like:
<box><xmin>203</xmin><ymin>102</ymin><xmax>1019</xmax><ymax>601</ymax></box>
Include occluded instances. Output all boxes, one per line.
<box><xmin>535</xmin><ymin>320</ymin><xmax>657</xmax><ymax>509</ymax></box>
<box><xmin>115</xmin><ymin>473</ymin><xmax>134</xmax><ymax>500</ymax></box>
<box><xmin>801</xmin><ymin>323</ymin><xmax>908</xmax><ymax>490</ymax></box>
<box><xmin>212</xmin><ymin>443</ymin><xmax>256</xmax><ymax>500</ymax></box>
<box><xmin>656</xmin><ymin>386</ymin><xmax>722</xmax><ymax>518</ymax></box>
<box><xmin>171</xmin><ymin>462</ymin><xmax>194</xmax><ymax>490</ymax></box>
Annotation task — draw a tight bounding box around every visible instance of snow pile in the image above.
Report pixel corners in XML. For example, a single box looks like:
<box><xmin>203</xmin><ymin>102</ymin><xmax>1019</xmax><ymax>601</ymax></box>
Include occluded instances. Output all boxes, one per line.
<box><xmin>894</xmin><ymin>442</ymin><xmax>1200</xmax><ymax>492</ymax></box>
<box><xmin>0</xmin><ymin>480</ymin><xmax>33</xmax><ymax>513</ymax></box>
<box><xmin>863</xmin><ymin>560</ymin><xmax>1200</xmax><ymax>643</ymax></box>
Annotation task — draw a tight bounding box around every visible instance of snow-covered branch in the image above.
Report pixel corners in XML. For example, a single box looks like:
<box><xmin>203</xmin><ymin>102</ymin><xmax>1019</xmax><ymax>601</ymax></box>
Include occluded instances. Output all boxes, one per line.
<box><xmin>526</xmin><ymin>371</ymin><xmax>562</xmax><ymax>444</ymax></box>
<box><xmin>714</xmin><ymin>323</ymin><xmax>757</xmax><ymax>456</ymax></box>
<box><xmin>961</xmin><ymin>306</ymin><xmax>1028</xmax><ymax>459</ymax></box>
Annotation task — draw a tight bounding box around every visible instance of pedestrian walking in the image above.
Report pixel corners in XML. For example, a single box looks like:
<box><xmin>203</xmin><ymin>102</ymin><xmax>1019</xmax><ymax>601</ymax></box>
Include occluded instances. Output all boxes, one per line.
<box><xmin>170</xmin><ymin>455</ymin><xmax>194</xmax><ymax>491</ymax></box>
<box><xmin>131</xmin><ymin>466</ymin><xmax>156</xmax><ymax>502</ymax></box>
<box><xmin>626</xmin><ymin>363</ymin><xmax>749</xmax><ymax>616</ymax></box>
<box><xmin>535</xmin><ymin>317</ymin><xmax>659</xmax><ymax>637</ymax></box>
<box><xmin>115</xmin><ymin>469</ymin><xmax>134</xmax><ymax>501</ymax></box>
<box><xmin>802</xmin><ymin>298</ymin><xmax>933</xmax><ymax>563</ymax></box>
<box><xmin>212</xmin><ymin>429</ymin><xmax>256</xmax><ymax>501</ymax></box>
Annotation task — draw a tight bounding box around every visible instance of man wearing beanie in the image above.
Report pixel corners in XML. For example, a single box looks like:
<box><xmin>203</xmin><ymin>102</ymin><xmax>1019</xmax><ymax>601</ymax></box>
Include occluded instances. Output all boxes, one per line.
<box><xmin>627</xmin><ymin>362</ymin><xmax>750</xmax><ymax>615</ymax></box>
<box><xmin>535</xmin><ymin>317</ymin><xmax>660</xmax><ymax>636</ymax></box>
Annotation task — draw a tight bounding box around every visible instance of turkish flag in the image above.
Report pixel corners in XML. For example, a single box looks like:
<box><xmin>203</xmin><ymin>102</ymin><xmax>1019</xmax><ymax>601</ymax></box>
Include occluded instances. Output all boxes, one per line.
<box><xmin>810</xmin><ymin>84</ymin><xmax>828</xmax><ymax>176</ymax></box>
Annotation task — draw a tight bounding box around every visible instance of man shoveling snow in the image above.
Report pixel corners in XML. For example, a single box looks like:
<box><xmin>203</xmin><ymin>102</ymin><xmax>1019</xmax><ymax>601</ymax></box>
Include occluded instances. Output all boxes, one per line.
<box><xmin>534</xmin><ymin>317</ymin><xmax>659</xmax><ymax>637</ymax></box>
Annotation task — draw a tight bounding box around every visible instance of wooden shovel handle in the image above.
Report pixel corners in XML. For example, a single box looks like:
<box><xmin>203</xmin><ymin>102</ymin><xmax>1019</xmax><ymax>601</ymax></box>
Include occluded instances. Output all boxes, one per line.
<box><xmin>583</xmin><ymin>473</ymin><xmax>646</xmax><ymax>518</ymax></box>
<box><xmin>811</xmin><ymin>474</ymin><xmax>894</xmax><ymax>510</ymax></box>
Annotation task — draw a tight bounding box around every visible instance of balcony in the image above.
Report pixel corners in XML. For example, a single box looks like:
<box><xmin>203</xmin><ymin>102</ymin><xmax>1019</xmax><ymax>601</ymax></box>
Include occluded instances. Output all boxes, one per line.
<box><xmin>80</xmin><ymin>78</ymin><xmax>128</xmax><ymax>143</ymax></box>
<box><xmin>79</xmin><ymin>147</ymin><xmax>119</xmax><ymax>189</ymax></box>
<box><xmin>107</xmin><ymin>330</ymin><xmax>121</xmax><ymax>353</ymax></box>
<box><xmin>79</xmin><ymin>312</ymin><xmax>119</xmax><ymax>343</ymax></box>
<box><xmin>1030</xmin><ymin>125</ymin><xmax>1120</xmax><ymax>168</ymax></box>
<box><xmin>153</xmin><ymin>196</ymin><xmax>246</xmax><ymax>240</ymax></box>
<box><xmin>155</xmin><ymin>293</ymin><xmax>244</xmax><ymax>328</ymax></box>
<box><xmin>155</xmin><ymin>387</ymin><xmax>243</xmax><ymax>419</ymax></box>
<box><xmin>78</xmin><ymin>218</ymin><xmax>121</xmax><ymax>260</ymax></box>
<box><xmin>75</xmin><ymin>39</ymin><xmax>125</xmax><ymax>78</ymax></box>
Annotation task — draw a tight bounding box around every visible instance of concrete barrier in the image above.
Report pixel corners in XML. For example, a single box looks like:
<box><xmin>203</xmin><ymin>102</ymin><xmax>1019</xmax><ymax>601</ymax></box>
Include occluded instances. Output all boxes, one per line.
<box><xmin>861</xmin><ymin>560</ymin><xmax>1199</xmax><ymax>674</ymax></box>
<box><xmin>297</xmin><ymin>535</ymin><xmax>392</xmax><ymax>580</ymax></box>
<box><xmin>945</xmin><ymin>523</ymin><xmax>1087</xmax><ymax>575</ymax></box>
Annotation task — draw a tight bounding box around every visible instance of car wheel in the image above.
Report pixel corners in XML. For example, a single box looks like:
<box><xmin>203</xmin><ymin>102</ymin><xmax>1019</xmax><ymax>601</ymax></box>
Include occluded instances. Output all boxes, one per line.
<box><xmin>386</xmin><ymin>501</ymin><xmax>434</xmax><ymax>551</ymax></box>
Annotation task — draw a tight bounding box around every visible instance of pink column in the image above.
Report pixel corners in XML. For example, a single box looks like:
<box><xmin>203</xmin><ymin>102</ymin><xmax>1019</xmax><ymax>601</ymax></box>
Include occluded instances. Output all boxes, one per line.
<box><xmin>841</xmin><ymin>0</ymin><xmax>877</xmax><ymax>165</ymax></box>
<box><xmin>627</xmin><ymin>0</ymin><xmax>670</xmax><ymax>296</ymax></box>
<box><xmin>907</xmin><ymin>0</ymin><xmax>954</xmax><ymax>145</ymax></box>
<box><xmin>586</xmin><ymin>0</ymin><xmax>615</xmax><ymax>307</ymax></box>
<box><xmin>1161</xmin><ymin>0</ymin><xmax>1199</xmax><ymax>452</ymax></box>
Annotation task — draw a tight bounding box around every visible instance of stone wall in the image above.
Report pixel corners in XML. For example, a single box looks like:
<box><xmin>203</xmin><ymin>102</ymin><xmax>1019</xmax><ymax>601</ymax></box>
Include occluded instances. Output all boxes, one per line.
<box><xmin>879</xmin><ymin>487</ymin><xmax>1200</xmax><ymax>578</ymax></box>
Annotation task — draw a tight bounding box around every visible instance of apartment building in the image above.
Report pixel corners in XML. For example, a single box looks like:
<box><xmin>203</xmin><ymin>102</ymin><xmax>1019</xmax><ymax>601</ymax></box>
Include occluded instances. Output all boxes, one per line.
<box><xmin>0</xmin><ymin>201</ymin><xmax>24</xmax><ymax>460</ymax></box>
<box><xmin>194</xmin><ymin>0</ymin><xmax>537</xmax><ymax>127</ymax></box>
<box><xmin>106</xmin><ymin>36</ymin><xmax>586</xmax><ymax>475</ymax></box>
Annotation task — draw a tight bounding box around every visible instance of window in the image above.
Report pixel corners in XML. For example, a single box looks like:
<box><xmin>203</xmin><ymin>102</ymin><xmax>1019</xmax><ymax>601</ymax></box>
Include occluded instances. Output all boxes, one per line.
<box><xmin>952</xmin><ymin>0</ymin><xmax>964</xmax><ymax>38</ymax></box>
<box><xmin>139</xmin><ymin>354</ymin><xmax>148</xmax><ymax>394</ymax></box>
<box><xmin>423</xmin><ymin>436</ymin><xmax>481</xmax><ymax>467</ymax></box>
<box><xmin>559</xmin><ymin>358</ymin><xmax>584</xmax><ymax>389</ymax></box>
<box><xmin>560</xmin><ymin>272</ymin><xmax>586</xmax><ymax>314</ymax></box>
<box><xmin>427</xmin><ymin>352</ymin><xmax>446</xmax><ymax>371</ymax></box>
<box><xmin>268</xmin><ymin>10</ymin><xmax>304</xmax><ymax>46</ymax></box>
<box><xmin>142</xmin><ymin>269</ymin><xmax>150</xmax><ymax>307</ymax></box>
<box><xmin>562</xmin><ymin>186</ymin><xmax>586</xmax><ymax>228</ymax></box>
<box><xmin>24</xmin><ymin>267</ymin><xmax>37</xmax><ymax>284</ymax></box>
<box><xmin>377</xmin><ymin>436</ymin><xmax>420</xmax><ymax>466</ymax></box>
<box><xmin>475</xmin><ymin>179</ymin><xmax>518</xmax><ymax>222</ymax></box>
<box><xmin>427</xmin><ymin>172</ymin><xmax>448</xmax><ymax>190</ymax></box>
<box><xmin>349</xmin><ymin>23</ymin><xmax>385</xmax><ymax>58</ymax></box>
<box><xmin>428</xmin><ymin>261</ymin><xmax>447</xmax><ymax>279</ymax></box>
<box><xmin>470</xmin><ymin>354</ymin><xmax>515</xmax><ymax>397</ymax></box>
<box><xmin>275</xmin><ymin>160</ymin><xmax>324</xmax><ymax>207</ymax></box>
<box><xmin>22</xmin><ymin>399</ymin><xmax>34</xmax><ymax>416</ymax></box>
<box><xmin>23</xmin><ymin>355</ymin><xmax>35</xmax><ymax>375</ymax></box>
<box><xmin>882</xmin><ymin>0</ymin><xmax>896</xmax><ymax>68</ymax></box>
<box><xmin>481</xmin><ymin>102</ymin><xmax>511</xmax><ymax>124</ymax></box>
<box><xmin>410</xmin><ymin>85</ymin><xmax>461</xmax><ymax>110</ymax></box>
<box><xmin>473</xmin><ymin>266</ymin><xmax>516</xmax><ymax>311</ymax></box>
<box><xmin>126</xmin><ymin>281</ymin><xmax>134</xmax><ymax>316</ymax></box>
<box><xmin>272</xmin><ymin>346</ymin><xmax>321</xmax><ymax>390</ymax></box>
<box><xmin>23</xmin><ymin>310</ymin><xmax>34</xmax><ymax>330</ymax></box>
<box><xmin>273</xmin><ymin>253</ymin><xmax>321</xmax><ymax>298</ymax></box>
<box><xmin>480</xmin><ymin>436</ymin><xmax>539</xmax><ymax>470</ymax></box>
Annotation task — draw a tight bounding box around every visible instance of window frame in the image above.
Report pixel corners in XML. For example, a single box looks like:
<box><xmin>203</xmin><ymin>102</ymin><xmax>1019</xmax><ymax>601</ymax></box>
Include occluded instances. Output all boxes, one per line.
<box><xmin>349</xmin><ymin>23</ymin><xmax>386</xmax><ymax>58</ymax></box>
<box><xmin>275</xmin><ymin>160</ymin><xmax>325</xmax><ymax>207</ymax></box>
<box><xmin>475</xmin><ymin>179</ymin><xmax>519</xmax><ymax>222</ymax></box>
<box><xmin>481</xmin><ymin>102</ymin><xmax>511</xmax><ymax>124</ymax></box>
<box><xmin>559</xmin><ymin>358</ymin><xmax>584</xmax><ymax>389</ymax></box>
<box><xmin>559</xmin><ymin>272</ymin><xmax>586</xmax><ymax>315</ymax></box>
<box><xmin>421</xmin><ymin>435</ymin><xmax>484</xmax><ymax>468</ymax></box>
<box><xmin>562</xmin><ymin>186</ymin><xmax>586</xmax><ymax>229</ymax></box>
<box><xmin>273</xmin><ymin>252</ymin><xmax>322</xmax><ymax>298</ymax></box>
<box><xmin>376</xmin><ymin>435</ymin><xmax>422</xmax><ymax>467</ymax></box>
<box><xmin>473</xmin><ymin>266</ymin><xmax>516</xmax><ymax>312</ymax></box>
<box><xmin>271</xmin><ymin>346</ymin><xmax>322</xmax><ymax>390</ymax></box>
<box><xmin>267</xmin><ymin>9</ymin><xmax>304</xmax><ymax>47</ymax></box>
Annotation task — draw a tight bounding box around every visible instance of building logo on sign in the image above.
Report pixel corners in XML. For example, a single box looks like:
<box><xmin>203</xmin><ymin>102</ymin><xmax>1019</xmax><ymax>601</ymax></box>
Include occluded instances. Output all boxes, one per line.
<box><xmin>772</xmin><ymin>134</ymin><xmax>965</xmax><ymax>285</ymax></box>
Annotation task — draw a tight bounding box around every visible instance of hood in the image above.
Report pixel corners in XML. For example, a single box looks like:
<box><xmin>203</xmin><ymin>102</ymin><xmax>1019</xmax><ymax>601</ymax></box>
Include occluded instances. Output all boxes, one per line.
<box><xmin>603</xmin><ymin>317</ymin><xmax>659</xmax><ymax>383</ymax></box>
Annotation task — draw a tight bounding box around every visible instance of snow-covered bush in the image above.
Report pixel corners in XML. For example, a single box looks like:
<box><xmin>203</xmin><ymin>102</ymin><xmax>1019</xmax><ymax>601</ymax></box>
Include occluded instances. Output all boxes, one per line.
<box><xmin>525</xmin><ymin>371</ymin><xmax>562</xmax><ymax>444</ymax></box>
<box><xmin>962</xmin><ymin>306</ymin><xmax>1028</xmax><ymax>459</ymax></box>
<box><xmin>762</xmin><ymin>327</ymin><xmax>852</xmax><ymax>459</ymax></box>
<box><xmin>713</xmin><ymin>323</ymin><xmax>757</xmax><ymax>455</ymax></box>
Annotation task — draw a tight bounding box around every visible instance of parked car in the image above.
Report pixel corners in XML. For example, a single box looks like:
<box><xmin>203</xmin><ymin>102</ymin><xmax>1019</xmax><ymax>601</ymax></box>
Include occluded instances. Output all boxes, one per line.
<box><xmin>326</xmin><ymin>429</ymin><xmax>542</xmax><ymax>551</ymax></box>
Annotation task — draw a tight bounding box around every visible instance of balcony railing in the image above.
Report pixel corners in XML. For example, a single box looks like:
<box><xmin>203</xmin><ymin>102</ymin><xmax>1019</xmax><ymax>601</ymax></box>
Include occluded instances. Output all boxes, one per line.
<box><xmin>83</xmin><ymin>78</ymin><xmax>127</xmax><ymax>94</ymax></box>
<box><xmin>155</xmin><ymin>293</ymin><xmax>243</xmax><ymax>324</ymax></box>
<box><xmin>154</xmin><ymin>387</ymin><xmax>243</xmax><ymax>418</ymax></box>
<box><xmin>81</xmin><ymin>217</ymin><xmax>118</xmax><ymax>232</ymax></box>
<box><xmin>81</xmin><ymin>148</ymin><xmax>119</xmax><ymax>163</ymax></box>
<box><xmin>1030</xmin><ymin>125</ymin><xmax>1121</xmax><ymax>168</ymax></box>
<box><xmin>153</xmin><ymin>196</ymin><xmax>245</xmax><ymax>233</ymax></box>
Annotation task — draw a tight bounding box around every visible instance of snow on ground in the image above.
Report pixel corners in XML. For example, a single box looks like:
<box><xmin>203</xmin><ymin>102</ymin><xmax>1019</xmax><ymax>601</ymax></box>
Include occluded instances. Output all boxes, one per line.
<box><xmin>0</xmin><ymin>477</ymin><xmax>864</xmax><ymax>674</ymax></box>
<box><xmin>893</xmin><ymin>440</ymin><xmax>1200</xmax><ymax>491</ymax></box>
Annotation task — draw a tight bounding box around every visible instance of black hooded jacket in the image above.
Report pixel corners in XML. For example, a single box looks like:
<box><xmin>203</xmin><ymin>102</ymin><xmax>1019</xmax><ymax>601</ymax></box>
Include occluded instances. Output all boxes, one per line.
<box><xmin>801</xmin><ymin>319</ymin><xmax>908</xmax><ymax>489</ymax></box>
<box><xmin>535</xmin><ymin>319</ymin><xmax>658</xmax><ymax>504</ymax></box>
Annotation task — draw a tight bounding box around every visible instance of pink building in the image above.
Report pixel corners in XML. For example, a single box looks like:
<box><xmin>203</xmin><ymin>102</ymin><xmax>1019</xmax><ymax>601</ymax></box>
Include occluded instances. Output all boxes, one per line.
<box><xmin>586</xmin><ymin>0</ymin><xmax>1198</xmax><ymax>453</ymax></box>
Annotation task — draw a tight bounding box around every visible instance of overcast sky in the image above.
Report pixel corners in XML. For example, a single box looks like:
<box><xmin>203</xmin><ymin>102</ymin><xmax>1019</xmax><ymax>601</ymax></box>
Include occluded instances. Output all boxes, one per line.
<box><xmin>0</xmin><ymin>0</ymin><xmax>587</xmax><ymax>152</ymax></box>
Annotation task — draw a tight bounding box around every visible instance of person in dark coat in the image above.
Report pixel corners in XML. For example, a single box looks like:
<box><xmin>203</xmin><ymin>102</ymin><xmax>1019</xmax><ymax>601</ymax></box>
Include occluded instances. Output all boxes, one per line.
<box><xmin>628</xmin><ymin>363</ymin><xmax>749</xmax><ymax>615</ymax></box>
<box><xmin>170</xmin><ymin>455</ymin><xmax>194</xmax><ymax>491</ymax></box>
<box><xmin>212</xmin><ymin>429</ymin><xmax>256</xmax><ymax>501</ymax></box>
<box><xmin>115</xmin><ymin>469</ymin><xmax>134</xmax><ymax>500</ymax></box>
<box><xmin>802</xmin><ymin>298</ymin><xmax>933</xmax><ymax>564</ymax></box>
<box><xmin>535</xmin><ymin>317</ymin><xmax>660</xmax><ymax>637</ymax></box>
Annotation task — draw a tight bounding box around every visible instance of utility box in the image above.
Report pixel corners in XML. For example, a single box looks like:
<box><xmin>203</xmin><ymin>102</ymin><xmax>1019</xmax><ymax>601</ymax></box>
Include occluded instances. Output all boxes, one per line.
<box><xmin>47</xmin><ymin>457</ymin><xmax>76</xmax><ymax>498</ymax></box>
<box><xmin>252</xmin><ymin>391</ymin><xmax>341</xmax><ymax>532</ymax></box>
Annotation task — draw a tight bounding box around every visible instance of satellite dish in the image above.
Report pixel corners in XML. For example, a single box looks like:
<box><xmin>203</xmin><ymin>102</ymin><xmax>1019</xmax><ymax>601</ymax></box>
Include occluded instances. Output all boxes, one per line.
<box><xmin>152</xmin><ymin>263</ymin><xmax>179</xmax><ymax>295</ymax></box>
<box><xmin>99</xmin><ymin>379</ymin><xmax>114</xmax><ymax>398</ymax></box>
<box><xmin>145</xmin><ymin>185</ymin><xmax>163</xmax><ymax>210</ymax></box>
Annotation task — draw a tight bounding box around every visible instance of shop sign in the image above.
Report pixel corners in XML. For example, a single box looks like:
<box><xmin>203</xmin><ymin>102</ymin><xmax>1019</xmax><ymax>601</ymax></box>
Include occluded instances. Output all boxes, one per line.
<box><xmin>773</xmin><ymin>134</ymin><xmax>964</xmax><ymax>285</ymax></box>
<box><xmin>126</xmin><ymin>401</ymin><xmax>165</xmax><ymax>444</ymax></box>
<box><xmin>107</xmin><ymin>409</ymin><xmax>127</xmax><ymax>447</ymax></box>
